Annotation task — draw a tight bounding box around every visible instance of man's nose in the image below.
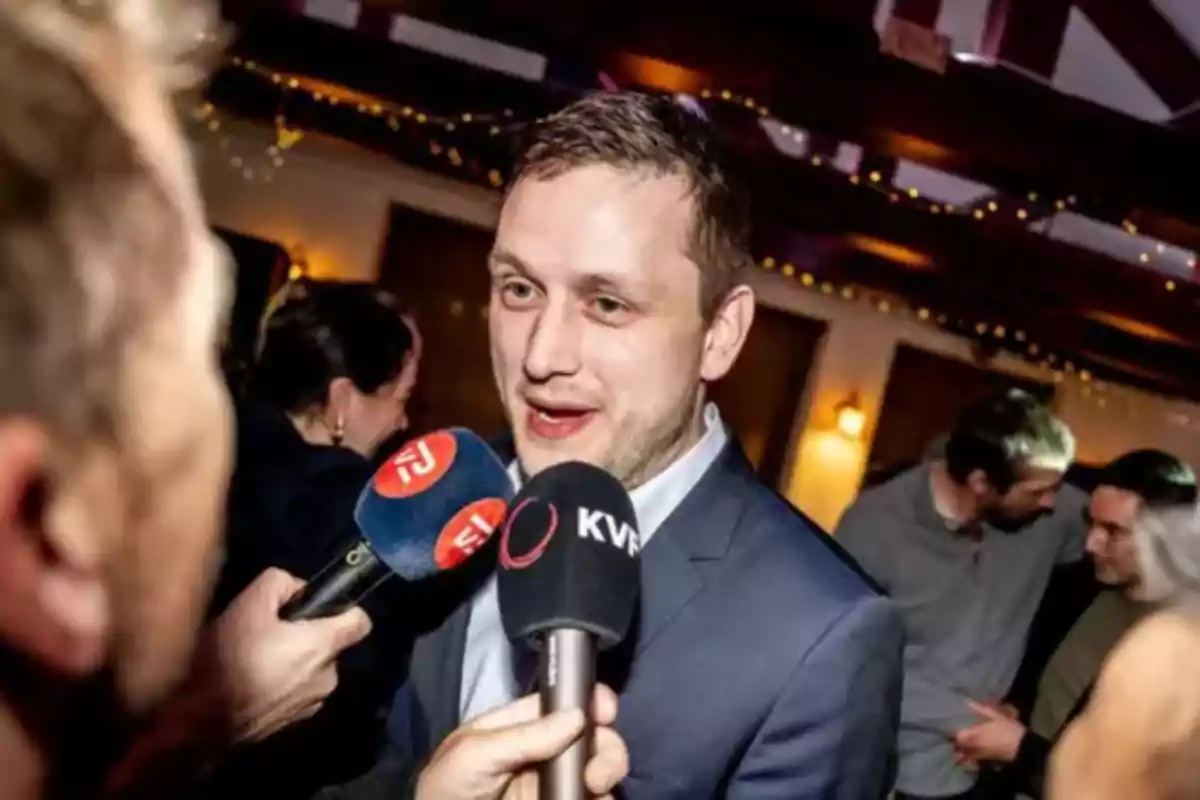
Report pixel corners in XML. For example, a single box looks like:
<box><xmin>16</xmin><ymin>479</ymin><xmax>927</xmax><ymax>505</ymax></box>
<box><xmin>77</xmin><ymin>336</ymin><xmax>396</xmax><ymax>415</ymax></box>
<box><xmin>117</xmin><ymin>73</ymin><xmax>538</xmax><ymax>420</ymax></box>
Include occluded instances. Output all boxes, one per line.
<box><xmin>523</xmin><ymin>304</ymin><xmax>582</xmax><ymax>381</ymax></box>
<box><xmin>1085</xmin><ymin>526</ymin><xmax>1106</xmax><ymax>557</ymax></box>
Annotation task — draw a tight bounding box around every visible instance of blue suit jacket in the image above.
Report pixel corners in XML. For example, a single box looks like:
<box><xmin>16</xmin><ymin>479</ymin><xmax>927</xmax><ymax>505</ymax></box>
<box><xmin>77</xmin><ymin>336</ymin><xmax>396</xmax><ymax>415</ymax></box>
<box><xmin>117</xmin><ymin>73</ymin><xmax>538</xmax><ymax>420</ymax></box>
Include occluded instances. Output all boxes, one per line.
<box><xmin>320</xmin><ymin>440</ymin><xmax>904</xmax><ymax>799</ymax></box>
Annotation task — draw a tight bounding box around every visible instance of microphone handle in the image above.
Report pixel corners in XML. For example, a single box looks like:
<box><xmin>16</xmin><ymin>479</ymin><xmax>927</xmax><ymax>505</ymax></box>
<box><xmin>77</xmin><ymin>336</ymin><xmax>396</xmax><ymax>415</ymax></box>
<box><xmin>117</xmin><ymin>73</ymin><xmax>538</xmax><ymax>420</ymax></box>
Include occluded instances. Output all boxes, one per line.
<box><xmin>538</xmin><ymin>628</ymin><xmax>595</xmax><ymax>800</ymax></box>
<box><xmin>280</xmin><ymin>539</ymin><xmax>392</xmax><ymax>621</ymax></box>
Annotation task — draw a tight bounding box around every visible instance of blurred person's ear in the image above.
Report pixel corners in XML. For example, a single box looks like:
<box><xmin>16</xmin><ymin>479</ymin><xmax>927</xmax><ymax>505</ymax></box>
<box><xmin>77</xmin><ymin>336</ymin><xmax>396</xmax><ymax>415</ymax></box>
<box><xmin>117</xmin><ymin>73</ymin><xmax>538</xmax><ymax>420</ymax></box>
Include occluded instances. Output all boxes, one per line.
<box><xmin>966</xmin><ymin>469</ymin><xmax>991</xmax><ymax>496</ymax></box>
<box><xmin>0</xmin><ymin>420</ymin><xmax>108</xmax><ymax>677</ymax></box>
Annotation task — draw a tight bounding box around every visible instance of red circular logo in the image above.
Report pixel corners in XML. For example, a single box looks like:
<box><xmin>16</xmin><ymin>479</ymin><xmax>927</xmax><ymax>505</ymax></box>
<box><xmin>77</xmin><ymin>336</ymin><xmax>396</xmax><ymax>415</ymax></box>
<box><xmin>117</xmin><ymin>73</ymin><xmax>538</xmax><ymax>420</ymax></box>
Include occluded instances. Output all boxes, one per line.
<box><xmin>434</xmin><ymin>497</ymin><xmax>507</xmax><ymax>570</ymax></box>
<box><xmin>374</xmin><ymin>431</ymin><xmax>457</xmax><ymax>499</ymax></box>
<box><xmin>499</xmin><ymin>497</ymin><xmax>559</xmax><ymax>571</ymax></box>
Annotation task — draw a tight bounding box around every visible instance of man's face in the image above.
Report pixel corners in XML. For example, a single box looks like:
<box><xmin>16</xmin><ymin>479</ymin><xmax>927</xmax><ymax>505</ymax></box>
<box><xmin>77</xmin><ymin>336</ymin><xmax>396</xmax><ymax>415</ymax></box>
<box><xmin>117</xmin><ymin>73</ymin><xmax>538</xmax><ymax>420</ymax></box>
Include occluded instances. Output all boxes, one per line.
<box><xmin>983</xmin><ymin>466</ymin><xmax>1064</xmax><ymax>528</ymax></box>
<box><xmin>1085</xmin><ymin>485</ymin><xmax>1143</xmax><ymax>590</ymax></box>
<box><xmin>488</xmin><ymin>165</ymin><xmax>723</xmax><ymax>487</ymax></box>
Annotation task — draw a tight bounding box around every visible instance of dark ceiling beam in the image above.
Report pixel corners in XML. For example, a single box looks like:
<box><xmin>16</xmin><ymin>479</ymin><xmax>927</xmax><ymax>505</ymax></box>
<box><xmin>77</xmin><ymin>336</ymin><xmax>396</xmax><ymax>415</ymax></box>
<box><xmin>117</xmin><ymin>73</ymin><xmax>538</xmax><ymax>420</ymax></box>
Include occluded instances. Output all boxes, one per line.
<box><xmin>211</xmin><ymin>10</ymin><xmax>1200</xmax><ymax>399</ymax></box>
<box><xmin>1077</xmin><ymin>0</ymin><xmax>1200</xmax><ymax>114</ymax></box>
<box><xmin>980</xmin><ymin>0</ymin><xmax>1073</xmax><ymax>78</ymax></box>
<box><xmin>378</xmin><ymin>2</ymin><xmax>1200</xmax><ymax>232</ymax></box>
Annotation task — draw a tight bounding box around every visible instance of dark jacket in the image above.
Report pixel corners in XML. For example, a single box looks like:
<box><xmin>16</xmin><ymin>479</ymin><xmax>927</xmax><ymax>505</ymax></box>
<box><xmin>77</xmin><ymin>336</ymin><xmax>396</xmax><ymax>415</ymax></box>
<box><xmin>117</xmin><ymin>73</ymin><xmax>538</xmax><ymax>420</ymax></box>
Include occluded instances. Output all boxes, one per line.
<box><xmin>199</xmin><ymin>403</ymin><xmax>416</xmax><ymax>799</ymax></box>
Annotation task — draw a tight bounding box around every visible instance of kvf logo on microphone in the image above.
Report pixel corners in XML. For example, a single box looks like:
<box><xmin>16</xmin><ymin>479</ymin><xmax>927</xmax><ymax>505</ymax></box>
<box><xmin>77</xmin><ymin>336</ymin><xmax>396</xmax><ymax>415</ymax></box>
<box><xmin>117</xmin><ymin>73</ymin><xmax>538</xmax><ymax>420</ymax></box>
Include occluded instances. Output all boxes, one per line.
<box><xmin>578</xmin><ymin>508</ymin><xmax>640</xmax><ymax>557</ymax></box>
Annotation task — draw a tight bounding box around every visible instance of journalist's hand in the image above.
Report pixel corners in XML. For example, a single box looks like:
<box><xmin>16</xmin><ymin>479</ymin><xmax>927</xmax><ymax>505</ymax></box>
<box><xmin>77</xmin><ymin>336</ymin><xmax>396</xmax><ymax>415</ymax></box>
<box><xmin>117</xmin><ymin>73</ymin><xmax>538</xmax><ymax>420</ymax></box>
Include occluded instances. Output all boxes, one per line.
<box><xmin>416</xmin><ymin>684</ymin><xmax>629</xmax><ymax>800</ymax></box>
<box><xmin>204</xmin><ymin>567</ymin><xmax>372</xmax><ymax>742</ymax></box>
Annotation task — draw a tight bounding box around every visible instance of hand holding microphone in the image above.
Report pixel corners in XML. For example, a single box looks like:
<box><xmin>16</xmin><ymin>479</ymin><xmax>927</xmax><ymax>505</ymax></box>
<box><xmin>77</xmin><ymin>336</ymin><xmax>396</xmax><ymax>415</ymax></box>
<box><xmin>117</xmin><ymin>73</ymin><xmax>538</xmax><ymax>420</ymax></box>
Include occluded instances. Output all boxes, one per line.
<box><xmin>415</xmin><ymin>685</ymin><xmax>629</xmax><ymax>800</ymax></box>
<box><xmin>103</xmin><ymin>568</ymin><xmax>372</xmax><ymax>799</ymax></box>
<box><xmin>205</xmin><ymin>567</ymin><xmax>372</xmax><ymax>742</ymax></box>
<box><xmin>497</xmin><ymin>462</ymin><xmax>642</xmax><ymax>800</ymax></box>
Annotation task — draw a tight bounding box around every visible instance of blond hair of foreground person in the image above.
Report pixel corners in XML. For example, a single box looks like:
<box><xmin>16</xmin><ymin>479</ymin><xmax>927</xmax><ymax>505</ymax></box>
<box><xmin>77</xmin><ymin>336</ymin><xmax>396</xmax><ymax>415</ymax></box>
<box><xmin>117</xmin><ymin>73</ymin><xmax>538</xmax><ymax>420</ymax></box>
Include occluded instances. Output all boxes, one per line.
<box><xmin>1</xmin><ymin>3</ymin><xmax>373</xmax><ymax>799</ymax></box>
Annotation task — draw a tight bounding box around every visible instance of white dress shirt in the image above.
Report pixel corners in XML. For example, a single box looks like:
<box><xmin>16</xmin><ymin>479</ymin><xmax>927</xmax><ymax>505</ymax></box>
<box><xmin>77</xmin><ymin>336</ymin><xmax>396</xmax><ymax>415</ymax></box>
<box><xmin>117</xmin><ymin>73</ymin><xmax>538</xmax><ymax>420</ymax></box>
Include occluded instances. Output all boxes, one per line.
<box><xmin>459</xmin><ymin>402</ymin><xmax>729</xmax><ymax>722</ymax></box>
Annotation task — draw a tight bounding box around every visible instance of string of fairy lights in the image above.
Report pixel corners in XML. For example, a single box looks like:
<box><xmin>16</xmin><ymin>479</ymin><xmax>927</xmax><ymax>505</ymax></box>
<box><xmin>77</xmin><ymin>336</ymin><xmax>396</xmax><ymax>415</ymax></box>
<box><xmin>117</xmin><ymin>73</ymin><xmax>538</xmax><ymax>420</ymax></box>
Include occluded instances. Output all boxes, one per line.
<box><xmin>755</xmin><ymin>252</ymin><xmax>1200</xmax><ymax>431</ymax></box>
<box><xmin>190</xmin><ymin>101</ymin><xmax>304</xmax><ymax>184</ymax></box>
<box><xmin>198</xmin><ymin>57</ymin><xmax>1200</xmax><ymax>432</ymax></box>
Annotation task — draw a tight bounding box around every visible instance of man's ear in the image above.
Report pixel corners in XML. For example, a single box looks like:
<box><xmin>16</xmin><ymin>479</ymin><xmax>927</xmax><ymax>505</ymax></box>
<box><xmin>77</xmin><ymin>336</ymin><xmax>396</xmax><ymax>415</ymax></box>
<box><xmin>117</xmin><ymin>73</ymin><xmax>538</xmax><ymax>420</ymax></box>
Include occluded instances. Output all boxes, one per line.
<box><xmin>966</xmin><ymin>469</ymin><xmax>993</xmax><ymax>497</ymax></box>
<box><xmin>700</xmin><ymin>284</ymin><xmax>755</xmax><ymax>383</ymax></box>
<box><xmin>0</xmin><ymin>420</ymin><xmax>108</xmax><ymax>677</ymax></box>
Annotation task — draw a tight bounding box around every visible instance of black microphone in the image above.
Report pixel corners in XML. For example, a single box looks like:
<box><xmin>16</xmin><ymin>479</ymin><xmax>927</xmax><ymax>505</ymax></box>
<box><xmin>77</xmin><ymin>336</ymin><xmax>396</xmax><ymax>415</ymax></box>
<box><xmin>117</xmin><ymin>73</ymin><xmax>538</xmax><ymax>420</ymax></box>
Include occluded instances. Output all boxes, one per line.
<box><xmin>281</xmin><ymin>428</ymin><xmax>512</xmax><ymax>621</ymax></box>
<box><xmin>496</xmin><ymin>462</ymin><xmax>641</xmax><ymax>800</ymax></box>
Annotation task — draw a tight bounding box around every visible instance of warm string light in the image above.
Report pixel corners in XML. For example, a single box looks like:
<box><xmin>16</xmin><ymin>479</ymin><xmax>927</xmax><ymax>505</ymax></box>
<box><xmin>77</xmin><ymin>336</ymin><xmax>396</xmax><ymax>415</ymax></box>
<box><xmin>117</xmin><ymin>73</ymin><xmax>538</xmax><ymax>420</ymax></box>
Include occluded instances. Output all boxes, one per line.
<box><xmin>754</xmin><ymin>254</ymin><xmax>1199</xmax><ymax>430</ymax></box>
<box><xmin>1119</xmin><ymin>220</ymin><xmax>1195</xmax><ymax>287</ymax></box>
<box><xmin>190</xmin><ymin>102</ymin><xmax>301</xmax><ymax>183</ymax></box>
<box><xmin>700</xmin><ymin>86</ymin><xmax>1196</xmax><ymax>290</ymax></box>
<box><xmin>216</xmin><ymin>62</ymin><xmax>1200</xmax><ymax>286</ymax></box>
<box><xmin>222</xmin><ymin>57</ymin><xmax>519</xmax><ymax>188</ymax></box>
<box><xmin>220</xmin><ymin>61</ymin><xmax>1200</xmax><ymax>288</ymax></box>
<box><xmin>698</xmin><ymin>88</ymin><xmax>771</xmax><ymax>118</ymax></box>
<box><xmin>699</xmin><ymin>85</ymin><xmax>1090</xmax><ymax>224</ymax></box>
<box><xmin>231</xmin><ymin>56</ymin><xmax>522</xmax><ymax>133</ymax></box>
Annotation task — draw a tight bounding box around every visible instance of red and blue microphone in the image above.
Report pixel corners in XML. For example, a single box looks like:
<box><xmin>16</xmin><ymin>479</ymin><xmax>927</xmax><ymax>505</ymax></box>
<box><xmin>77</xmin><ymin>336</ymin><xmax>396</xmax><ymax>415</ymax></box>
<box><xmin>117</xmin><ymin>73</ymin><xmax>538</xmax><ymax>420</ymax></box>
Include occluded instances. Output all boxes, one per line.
<box><xmin>281</xmin><ymin>428</ymin><xmax>512</xmax><ymax>621</ymax></box>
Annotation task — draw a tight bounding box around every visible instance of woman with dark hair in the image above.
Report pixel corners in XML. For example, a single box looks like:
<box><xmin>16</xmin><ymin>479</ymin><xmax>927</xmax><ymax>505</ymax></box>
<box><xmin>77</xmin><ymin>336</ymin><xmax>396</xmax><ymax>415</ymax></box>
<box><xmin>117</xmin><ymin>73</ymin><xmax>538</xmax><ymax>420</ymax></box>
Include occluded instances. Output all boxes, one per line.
<box><xmin>212</xmin><ymin>279</ymin><xmax>420</xmax><ymax>604</ymax></box>
<box><xmin>202</xmin><ymin>280</ymin><xmax>422</xmax><ymax>797</ymax></box>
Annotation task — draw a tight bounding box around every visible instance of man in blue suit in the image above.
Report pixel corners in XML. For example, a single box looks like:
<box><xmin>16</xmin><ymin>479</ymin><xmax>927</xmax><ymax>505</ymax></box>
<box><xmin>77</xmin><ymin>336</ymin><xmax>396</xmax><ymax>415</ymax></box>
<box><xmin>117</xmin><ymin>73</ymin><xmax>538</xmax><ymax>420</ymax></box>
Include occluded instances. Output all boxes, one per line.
<box><xmin>321</xmin><ymin>90</ymin><xmax>903</xmax><ymax>799</ymax></box>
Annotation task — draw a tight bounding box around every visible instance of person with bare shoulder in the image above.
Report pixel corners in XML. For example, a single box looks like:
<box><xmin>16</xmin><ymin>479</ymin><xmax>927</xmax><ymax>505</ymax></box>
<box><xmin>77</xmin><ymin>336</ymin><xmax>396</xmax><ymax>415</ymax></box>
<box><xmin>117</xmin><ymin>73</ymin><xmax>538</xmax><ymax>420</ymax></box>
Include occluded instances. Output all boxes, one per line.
<box><xmin>1050</xmin><ymin>604</ymin><xmax>1200</xmax><ymax>800</ymax></box>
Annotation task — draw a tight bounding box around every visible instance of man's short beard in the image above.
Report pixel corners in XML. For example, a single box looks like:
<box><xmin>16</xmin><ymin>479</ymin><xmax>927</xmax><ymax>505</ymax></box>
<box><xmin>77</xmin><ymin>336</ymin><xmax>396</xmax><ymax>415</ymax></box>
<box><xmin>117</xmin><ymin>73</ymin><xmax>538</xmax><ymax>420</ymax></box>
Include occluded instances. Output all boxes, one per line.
<box><xmin>607</xmin><ymin>392</ymin><xmax>704</xmax><ymax>491</ymax></box>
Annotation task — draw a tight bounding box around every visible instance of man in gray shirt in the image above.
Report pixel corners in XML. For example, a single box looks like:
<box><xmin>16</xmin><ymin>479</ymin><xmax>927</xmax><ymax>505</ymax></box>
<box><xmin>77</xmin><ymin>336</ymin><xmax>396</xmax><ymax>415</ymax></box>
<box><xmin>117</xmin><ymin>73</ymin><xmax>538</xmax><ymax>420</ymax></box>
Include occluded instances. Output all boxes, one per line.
<box><xmin>837</xmin><ymin>389</ymin><xmax>1086</xmax><ymax>800</ymax></box>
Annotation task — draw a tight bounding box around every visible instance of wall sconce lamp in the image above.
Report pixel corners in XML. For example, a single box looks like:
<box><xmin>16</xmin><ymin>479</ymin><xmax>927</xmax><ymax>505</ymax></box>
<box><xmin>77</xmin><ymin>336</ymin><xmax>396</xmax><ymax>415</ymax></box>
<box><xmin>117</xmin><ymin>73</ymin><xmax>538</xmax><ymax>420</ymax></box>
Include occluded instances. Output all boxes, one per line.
<box><xmin>835</xmin><ymin>393</ymin><xmax>867</xmax><ymax>440</ymax></box>
<box><xmin>287</xmin><ymin>245</ymin><xmax>308</xmax><ymax>283</ymax></box>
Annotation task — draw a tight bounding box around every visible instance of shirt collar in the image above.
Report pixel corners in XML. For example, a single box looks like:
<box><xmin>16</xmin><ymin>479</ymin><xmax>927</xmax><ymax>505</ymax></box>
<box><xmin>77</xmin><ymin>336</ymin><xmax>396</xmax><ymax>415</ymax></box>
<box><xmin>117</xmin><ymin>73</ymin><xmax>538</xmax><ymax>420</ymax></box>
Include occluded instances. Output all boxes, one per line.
<box><xmin>915</xmin><ymin>462</ymin><xmax>968</xmax><ymax>533</ymax></box>
<box><xmin>506</xmin><ymin>402</ymin><xmax>728</xmax><ymax>547</ymax></box>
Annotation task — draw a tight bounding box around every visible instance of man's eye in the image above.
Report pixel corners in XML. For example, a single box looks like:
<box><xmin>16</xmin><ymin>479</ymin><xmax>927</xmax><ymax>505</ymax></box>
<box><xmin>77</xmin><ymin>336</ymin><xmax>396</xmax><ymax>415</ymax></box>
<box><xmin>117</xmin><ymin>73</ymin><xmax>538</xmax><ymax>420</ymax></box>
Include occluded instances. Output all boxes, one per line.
<box><xmin>593</xmin><ymin>296</ymin><xmax>627</xmax><ymax>315</ymax></box>
<box><xmin>500</xmin><ymin>280</ymin><xmax>537</xmax><ymax>303</ymax></box>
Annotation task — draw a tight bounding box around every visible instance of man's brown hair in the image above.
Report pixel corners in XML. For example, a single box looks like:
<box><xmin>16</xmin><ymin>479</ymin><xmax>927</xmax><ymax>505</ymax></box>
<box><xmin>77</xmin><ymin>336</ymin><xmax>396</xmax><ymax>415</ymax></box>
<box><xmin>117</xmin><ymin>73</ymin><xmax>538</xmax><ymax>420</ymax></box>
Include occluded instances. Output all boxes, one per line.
<box><xmin>0</xmin><ymin>1</ymin><xmax>219</xmax><ymax>443</ymax></box>
<box><xmin>512</xmin><ymin>91</ymin><xmax>753</xmax><ymax>317</ymax></box>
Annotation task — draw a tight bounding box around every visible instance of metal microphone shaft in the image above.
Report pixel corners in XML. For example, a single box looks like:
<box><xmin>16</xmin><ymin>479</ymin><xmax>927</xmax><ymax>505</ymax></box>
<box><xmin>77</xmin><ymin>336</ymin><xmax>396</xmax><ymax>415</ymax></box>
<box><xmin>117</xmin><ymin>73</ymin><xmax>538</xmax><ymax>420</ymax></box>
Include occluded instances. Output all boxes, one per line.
<box><xmin>538</xmin><ymin>628</ymin><xmax>595</xmax><ymax>800</ymax></box>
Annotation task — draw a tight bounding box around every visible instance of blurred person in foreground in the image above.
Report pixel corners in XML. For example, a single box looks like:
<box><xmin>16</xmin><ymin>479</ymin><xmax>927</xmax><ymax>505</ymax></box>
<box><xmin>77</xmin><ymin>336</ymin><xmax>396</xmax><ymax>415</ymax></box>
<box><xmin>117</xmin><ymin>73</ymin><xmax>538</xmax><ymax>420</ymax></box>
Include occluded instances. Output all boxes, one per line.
<box><xmin>0</xmin><ymin>2</ymin><xmax>626</xmax><ymax>799</ymax></box>
<box><xmin>0</xmin><ymin>2</ymin><xmax>372</xmax><ymax>796</ymax></box>
<box><xmin>203</xmin><ymin>280</ymin><xmax>423</xmax><ymax>795</ymax></box>
<box><xmin>1049</xmin><ymin>503</ymin><xmax>1200</xmax><ymax>800</ymax></box>
<box><xmin>837</xmin><ymin>389</ymin><xmax>1087</xmax><ymax>800</ymax></box>
<box><xmin>953</xmin><ymin>450</ymin><xmax>1197</xmax><ymax>798</ymax></box>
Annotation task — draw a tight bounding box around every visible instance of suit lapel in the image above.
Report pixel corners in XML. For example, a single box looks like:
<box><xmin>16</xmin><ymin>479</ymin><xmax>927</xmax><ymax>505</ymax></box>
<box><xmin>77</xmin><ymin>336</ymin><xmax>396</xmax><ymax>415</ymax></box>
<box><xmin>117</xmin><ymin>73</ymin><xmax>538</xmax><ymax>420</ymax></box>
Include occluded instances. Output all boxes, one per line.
<box><xmin>432</xmin><ymin>606</ymin><xmax>468</xmax><ymax>743</ymax></box>
<box><xmin>630</xmin><ymin>442</ymin><xmax>754</xmax><ymax>658</ymax></box>
<box><xmin>407</xmin><ymin>535</ymin><xmax>499</xmax><ymax>755</ymax></box>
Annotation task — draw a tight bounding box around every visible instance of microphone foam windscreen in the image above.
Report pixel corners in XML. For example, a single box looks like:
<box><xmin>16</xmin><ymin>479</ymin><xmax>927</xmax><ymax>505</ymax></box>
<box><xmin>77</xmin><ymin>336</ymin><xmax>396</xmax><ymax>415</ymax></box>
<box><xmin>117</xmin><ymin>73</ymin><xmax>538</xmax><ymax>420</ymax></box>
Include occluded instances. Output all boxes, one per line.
<box><xmin>356</xmin><ymin>428</ymin><xmax>513</xmax><ymax>582</ymax></box>
<box><xmin>497</xmin><ymin>462</ymin><xmax>641</xmax><ymax>650</ymax></box>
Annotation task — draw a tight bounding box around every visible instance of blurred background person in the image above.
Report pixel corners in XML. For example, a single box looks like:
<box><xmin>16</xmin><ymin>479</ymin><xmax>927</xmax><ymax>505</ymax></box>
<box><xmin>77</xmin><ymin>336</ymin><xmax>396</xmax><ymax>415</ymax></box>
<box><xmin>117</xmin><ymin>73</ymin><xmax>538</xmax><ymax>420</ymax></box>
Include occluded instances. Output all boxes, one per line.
<box><xmin>953</xmin><ymin>450</ymin><xmax>1198</xmax><ymax>798</ymax></box>
<box><xmin>202</xmin><ymin>279</ymin><xmax>423</xmax><ymax>796</ymax></box>
<box><xmin>0</xmin><ymin>2</ymin><xmax>367</xmax><ymax>798</ymax></box>
<box><xmin>836</xmin><ymin>389</ymin><xmax>1085</xmax><ymax>800</ymax></box>
<box><xmin>1049</xmin><ymin>601</ymin><xmax>1200</xmax><ymax>800</ymax></box>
